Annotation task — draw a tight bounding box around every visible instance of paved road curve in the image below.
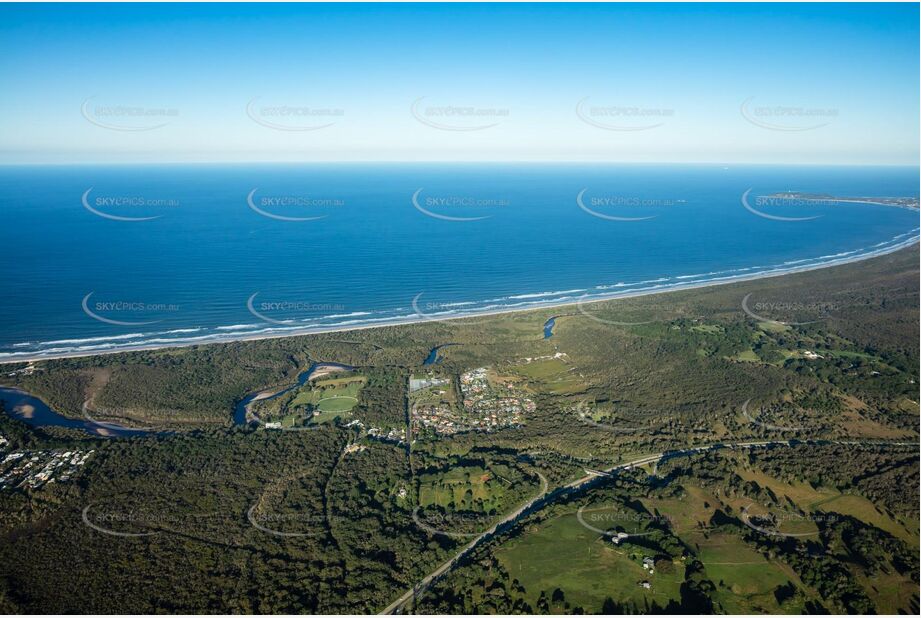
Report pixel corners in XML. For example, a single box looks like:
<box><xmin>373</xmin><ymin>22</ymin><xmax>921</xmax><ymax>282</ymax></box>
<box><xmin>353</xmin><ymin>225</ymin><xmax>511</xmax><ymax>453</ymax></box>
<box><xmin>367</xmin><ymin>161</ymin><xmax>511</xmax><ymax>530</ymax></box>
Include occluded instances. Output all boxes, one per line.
<box><xmin>379</xmin><ymin>438</ymin><xmax>916</xmax><ymax>614</ymax></box>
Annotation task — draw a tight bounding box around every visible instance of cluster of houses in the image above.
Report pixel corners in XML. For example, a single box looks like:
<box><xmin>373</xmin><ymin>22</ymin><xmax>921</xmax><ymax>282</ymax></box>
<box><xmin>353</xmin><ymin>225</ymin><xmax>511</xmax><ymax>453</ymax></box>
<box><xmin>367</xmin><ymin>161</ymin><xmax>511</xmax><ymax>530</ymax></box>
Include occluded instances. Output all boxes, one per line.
<box><xmin>0</xmin><ymin>448</ymin><xmax>94</xmax><ymax>489</ymax></box>
<box><xmin>458</xmin><ymin>368</ymin><xmax>534</xmax><ymax>430</ymax></box>
<box><xmin>4</xmin><ymin>363</ymin><xmax>42</xmax><ymax>378</ymax></box>
<box><xmin>635</xmin><ymin>556</ymin><xmax>657</xmax><ymax>589</ymax></box>
<box><xmin>409</xmin><ymin>376</ymin><xmax>462</xmax><ymax>435</ymax></box>
<box><xmin>409</xmin><ymin>368</ymin><xmax>535</xmax><ymax>437</ymax></box>
<box><xmin>367</xmin><ymin>425</ymin><xmax>407</xmax><ymax>444</ymax></box>
<box><xmin>642</xmin><ymin>556</ymin><xmax>655</xmax><ymax>573</ymax></box>
<box><xmin>411</xmin><ymin>400</ymin><xmax>466</xmax><ymax>435</ymax></box>
<box><xmin>632</xmin><ymin>556</ymin><xmax>657</xmax><ymax>590</ymax></box>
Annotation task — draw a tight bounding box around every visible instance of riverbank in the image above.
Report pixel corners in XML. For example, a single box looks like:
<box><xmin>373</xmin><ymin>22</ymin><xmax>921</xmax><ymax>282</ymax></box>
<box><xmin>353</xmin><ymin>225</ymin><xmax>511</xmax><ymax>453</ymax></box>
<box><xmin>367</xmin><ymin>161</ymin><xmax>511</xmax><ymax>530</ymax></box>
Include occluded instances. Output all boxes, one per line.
<box><xmin>2</xmin><ymin>236</ymin><xmax>918</xmax><ymax>365</ymax></box>
<box><xmin>233</xmin><ymin>361</ymin><xmax>354</xmax><ymax>425</ymax></box>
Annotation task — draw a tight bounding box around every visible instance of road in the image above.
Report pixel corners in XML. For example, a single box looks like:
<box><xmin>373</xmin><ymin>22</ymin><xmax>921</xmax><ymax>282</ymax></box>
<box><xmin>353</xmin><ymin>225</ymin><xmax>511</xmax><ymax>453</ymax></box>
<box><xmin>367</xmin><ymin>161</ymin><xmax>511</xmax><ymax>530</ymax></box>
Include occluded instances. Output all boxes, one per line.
<box><xmin>379</xmin><ymin>438</ymin><xmax>915</xmax><ymax>614</ymax></box>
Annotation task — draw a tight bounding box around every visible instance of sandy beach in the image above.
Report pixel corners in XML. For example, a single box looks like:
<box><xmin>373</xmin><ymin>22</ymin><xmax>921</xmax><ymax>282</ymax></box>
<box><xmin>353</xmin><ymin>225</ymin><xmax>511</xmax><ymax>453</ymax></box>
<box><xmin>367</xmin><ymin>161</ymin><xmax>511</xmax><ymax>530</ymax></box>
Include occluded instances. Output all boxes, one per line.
<box><xmin>1</xmin><ymin>237</ymin><xmax>917</xmax><ymax>366</ymax></box>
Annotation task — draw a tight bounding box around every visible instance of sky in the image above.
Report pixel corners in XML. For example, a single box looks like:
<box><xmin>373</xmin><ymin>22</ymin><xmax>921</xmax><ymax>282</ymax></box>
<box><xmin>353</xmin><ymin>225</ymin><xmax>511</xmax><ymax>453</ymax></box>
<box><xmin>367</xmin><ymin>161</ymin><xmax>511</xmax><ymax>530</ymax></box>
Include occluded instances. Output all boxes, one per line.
<box><xmin>0</xmin><ymin>2</ymin><xmax>918</xmax><ymax>165</ymax></box>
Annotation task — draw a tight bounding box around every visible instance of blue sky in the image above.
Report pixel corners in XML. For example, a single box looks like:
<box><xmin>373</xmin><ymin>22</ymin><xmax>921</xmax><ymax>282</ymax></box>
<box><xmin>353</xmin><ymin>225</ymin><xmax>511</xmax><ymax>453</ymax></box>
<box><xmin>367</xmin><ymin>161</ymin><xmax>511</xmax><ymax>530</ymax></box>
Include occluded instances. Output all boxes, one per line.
<box><xmin>0</xmin><ymin>2</ymin><xmax>917</xmax><ymax>164</ymax></box>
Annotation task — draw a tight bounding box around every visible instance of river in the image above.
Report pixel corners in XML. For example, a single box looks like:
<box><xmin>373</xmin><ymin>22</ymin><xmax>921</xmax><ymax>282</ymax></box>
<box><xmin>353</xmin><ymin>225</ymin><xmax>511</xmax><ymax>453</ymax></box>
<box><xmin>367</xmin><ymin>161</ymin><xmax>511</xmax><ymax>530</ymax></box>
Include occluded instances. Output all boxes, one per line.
<box><xmin>0</xmin><ymin>386</ymin><xmax>155</xmax><ymax>437</ymax></box>
<box><xmin>423</xmin><ymin>344</ymin><xmax>460</xmax><ymax>366</ymax></box>
<box><xmin>232</xmin><ymin>361</ymin><xmax>355</xmax><ymax>425</ymax></box>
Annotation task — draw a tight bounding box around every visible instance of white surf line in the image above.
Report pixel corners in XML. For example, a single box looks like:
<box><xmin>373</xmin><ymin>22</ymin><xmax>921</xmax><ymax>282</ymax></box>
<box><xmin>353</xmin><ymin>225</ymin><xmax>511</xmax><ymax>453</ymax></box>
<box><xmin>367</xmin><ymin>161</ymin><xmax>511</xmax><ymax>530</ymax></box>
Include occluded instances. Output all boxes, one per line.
<box><xmin>2</xmin><ymin>235</ymin><xmax>917</xmax><ymax>365</ymax></box>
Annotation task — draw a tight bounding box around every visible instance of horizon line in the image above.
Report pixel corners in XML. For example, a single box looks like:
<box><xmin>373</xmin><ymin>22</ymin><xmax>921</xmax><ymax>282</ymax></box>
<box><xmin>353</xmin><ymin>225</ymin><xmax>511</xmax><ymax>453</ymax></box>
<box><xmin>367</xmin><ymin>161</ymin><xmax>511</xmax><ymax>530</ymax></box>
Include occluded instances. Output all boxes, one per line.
<box><xmin>1</xmin><ymin>160</ymin><xmax>918</xmax><ymax>168</ymax></box>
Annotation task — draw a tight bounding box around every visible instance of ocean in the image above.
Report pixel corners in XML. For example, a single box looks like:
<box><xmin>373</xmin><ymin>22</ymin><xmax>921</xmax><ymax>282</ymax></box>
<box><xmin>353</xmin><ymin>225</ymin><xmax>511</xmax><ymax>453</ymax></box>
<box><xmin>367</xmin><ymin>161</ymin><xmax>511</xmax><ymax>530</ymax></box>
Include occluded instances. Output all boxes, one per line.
<box><xmin>0</xmin><ymin>163</ymin><xmax>918</xmax><ymax>361</ymax></box>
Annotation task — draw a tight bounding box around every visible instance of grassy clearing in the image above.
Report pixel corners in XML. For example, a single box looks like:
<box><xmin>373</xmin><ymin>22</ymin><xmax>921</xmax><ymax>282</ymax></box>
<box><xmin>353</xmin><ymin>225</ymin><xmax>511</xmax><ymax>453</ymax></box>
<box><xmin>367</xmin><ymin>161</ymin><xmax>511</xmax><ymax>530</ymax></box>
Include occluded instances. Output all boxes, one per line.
<box><xmin>697</xmin><ymin>533</ymin><xmax>803</xmax><ymax>614</ymax></box>
<box><xmin>735</xmin><ymin>468</ymin><xmax>918</xmax><ymax>547</ymax></box>
<box><xmin>642</xmin><ymin>485</ymin><xmax>719</xmax><ymax>532</ymax></box>
<box><xmin>690</xmin><ymin>324</ymin><xmax>723</xmax><ymax>334</ymax></box>
<box><xmin>495</xmin><ymin>511</ymin><xmax>684</xmax><ymax>613</ymax></box>
<box><xmin>757</xmin><ymin>321</ymin><xmax>790</xmax><ymax>334</ymax></box>
<box><xmin>509</xmin><ymin>357</ymin><xmax>586</xmax><ymax>395</ymax></box>
<box><xmin>731</xmin><ymin>348</ymin><xmax>760</xmax><ymax>362</ymax></box>
<box><xmin>316</xmin><ymin>395</ymin><xmax>359</xmax><ymax>412</ymax></box>
<box><xmin>417</xmin><ymin>464</ymin><xmax>525</xmax><ymax>513</ymax></box>
<box><xmin>291</xmin><ymin>375</ymin><xmax>366</xmax><ymax>409</ymax></box>
<box><xmin>852</xmin><ymin>569</ymin><xmax>919</xmax><ymax>615</ymax></box>
<box><xmin>644</xmin><ymin>484</ymin><xmax>812</xmax><ymax>613</ymax></box>
<box><xmin>255</xmin><ymin>374</ymin><xmax>368</xmax><ymax>426</ymax></box>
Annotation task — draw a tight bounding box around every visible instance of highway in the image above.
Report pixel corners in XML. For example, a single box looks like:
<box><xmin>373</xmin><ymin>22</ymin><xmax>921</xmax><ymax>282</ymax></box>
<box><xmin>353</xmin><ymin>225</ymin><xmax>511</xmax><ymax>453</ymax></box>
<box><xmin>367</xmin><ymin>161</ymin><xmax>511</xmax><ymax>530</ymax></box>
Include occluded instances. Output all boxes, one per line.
<box><xmin>379</xmin><ymin>438</ymin><xmax>915</xmax><ymax>614</ymax></box>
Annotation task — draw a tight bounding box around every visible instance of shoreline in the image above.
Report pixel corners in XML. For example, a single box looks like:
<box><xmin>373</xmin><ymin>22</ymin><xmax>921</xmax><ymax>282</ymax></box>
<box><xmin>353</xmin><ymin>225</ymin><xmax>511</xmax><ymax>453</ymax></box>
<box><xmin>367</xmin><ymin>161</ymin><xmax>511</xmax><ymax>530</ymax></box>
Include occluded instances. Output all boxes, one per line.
<box><xmin>2</xmin><ymin>237</ymin><xmax>918</xmax><ymax>365</ymax></box>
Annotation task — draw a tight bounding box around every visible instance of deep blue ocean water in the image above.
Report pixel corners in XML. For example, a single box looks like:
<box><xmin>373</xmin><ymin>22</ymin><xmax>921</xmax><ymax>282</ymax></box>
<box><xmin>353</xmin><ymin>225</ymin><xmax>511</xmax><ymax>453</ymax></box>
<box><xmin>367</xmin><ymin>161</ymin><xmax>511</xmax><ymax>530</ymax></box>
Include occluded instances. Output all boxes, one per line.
<box><xmin>0</xmin><ymin>163</ymin><xmax>917</xmax><ymax>361</ymax></box>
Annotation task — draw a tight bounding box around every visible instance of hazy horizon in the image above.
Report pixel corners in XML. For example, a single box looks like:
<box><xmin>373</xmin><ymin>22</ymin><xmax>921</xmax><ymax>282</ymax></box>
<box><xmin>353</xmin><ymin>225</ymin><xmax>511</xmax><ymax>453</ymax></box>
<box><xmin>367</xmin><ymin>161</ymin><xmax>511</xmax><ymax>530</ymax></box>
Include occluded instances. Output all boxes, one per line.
<box><xmin>0</xmin><ymin>2</ymin><xmax>918</xmax><ymax>166</ymax></box>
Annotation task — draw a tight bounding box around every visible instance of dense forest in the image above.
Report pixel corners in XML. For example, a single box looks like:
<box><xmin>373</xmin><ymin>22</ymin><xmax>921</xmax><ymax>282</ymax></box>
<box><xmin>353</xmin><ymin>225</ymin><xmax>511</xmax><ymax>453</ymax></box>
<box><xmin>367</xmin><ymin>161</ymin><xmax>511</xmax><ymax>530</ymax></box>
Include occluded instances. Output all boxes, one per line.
<box><xmin>0</xmin><ymin>246</ymin><xmax>917</xmax><ymax>613</ymax></box>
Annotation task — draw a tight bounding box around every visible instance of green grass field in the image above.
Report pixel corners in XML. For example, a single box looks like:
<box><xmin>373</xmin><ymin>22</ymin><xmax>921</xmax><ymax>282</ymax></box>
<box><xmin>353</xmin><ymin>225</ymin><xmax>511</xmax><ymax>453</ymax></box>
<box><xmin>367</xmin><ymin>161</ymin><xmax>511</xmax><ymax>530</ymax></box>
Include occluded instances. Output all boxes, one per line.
<box><xmin>290</xmin><ymin>375</ymin><xmax>365</xmax><ymax>410</ymax></box>
<box><xmin>757</xmin><ymin>321</ymin><xmax>790</xmax><ymax>334</ymax></box>
<box><xmin>316</xmin><ymin>395</ymin><xmax>359</xmax><ymax>412</ymax></box>
<box><xmin>642</xmin><ymin>484</ymin><xmax>812</xmax><ymax>613</ymax></box>
<box><xmin>696</xmin><ymin>532</ymin><xmax>803</xmax><ymax>614</ymax></box>
<box><xmin>260</xmin><ymin>374</ymin><xmax>369</xmax><ymax>425</ymax></box>
<box><xmin>736</xmin><ymin>468</ymin><xmax>919</xmax><ymax>547</ymax></box>
<box><xmin>690</xmin><ymin>324</ymin><xmax>723</xmax><ymax>334</ymax></box>
<box><xmin>731</xmin><ymin>348</ymin><xmax>760</xmax><ymax>362</ymax></box>
<box><xmin>291</xmin><ymin>375</ymin><xmax>365</xmax><ymax>406</ymax></box>
<box><xmin>495</xmin><ymin>510</ymin><xmax>685</xmax><ymax>613</ymax></box>
<box><xmin>641</xmin><ymin>466</ymin><xmax>921</xmax><ymax>614</ymax></box>
<box><xmin>417</xmin><ymin>464</ymin><xmax>526</xmax><ymax>514</ymax></box>
<box><xmin>509</xmin><ymin>358</ymin><xmax>586</xmax><ymax>395</ymax></box>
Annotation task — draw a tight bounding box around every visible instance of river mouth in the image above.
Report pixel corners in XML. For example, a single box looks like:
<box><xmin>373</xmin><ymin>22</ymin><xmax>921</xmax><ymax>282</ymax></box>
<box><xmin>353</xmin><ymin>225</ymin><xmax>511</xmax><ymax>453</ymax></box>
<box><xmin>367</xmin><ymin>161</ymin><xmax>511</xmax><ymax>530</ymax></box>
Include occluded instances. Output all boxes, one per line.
<box><xmin>0</xmin><ymin>387</ymin><xmax>156</xmax><ymax>438</ymax></box>
<box><xmin>1</xmin><ymin>227</ymin><xmax>918</xmax><ymax>366</ymax></box>
<box><xmin>1</xmin><ymin>361</ymin><xmax>357</xmax><ymax>434</ymax></box>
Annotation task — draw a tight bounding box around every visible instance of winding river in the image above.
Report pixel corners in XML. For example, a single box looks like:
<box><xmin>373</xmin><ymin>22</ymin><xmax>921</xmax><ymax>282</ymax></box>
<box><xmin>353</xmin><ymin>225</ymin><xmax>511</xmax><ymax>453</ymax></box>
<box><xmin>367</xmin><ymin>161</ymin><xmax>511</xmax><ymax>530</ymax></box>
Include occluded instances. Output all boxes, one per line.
<box><xmin>0</xmin><ymin>386</ymin><xmax>154</xmax><ymax>437</ymax></box>
<box><xmin>423</xmin><ymin>344</ymin><xmax>461</xmax><ymax>366</ymax></box>
<box><xmin>232</xmin><ymin>362</ymin><xmax>355</xmax><ymax>425</ymax></box>
<box><xmin>0</xmin><ymin>361</ymin><xmax>357</xmax><ymax>435</ymax></box>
